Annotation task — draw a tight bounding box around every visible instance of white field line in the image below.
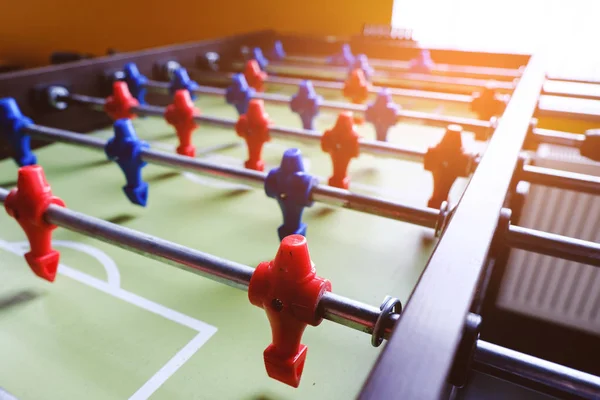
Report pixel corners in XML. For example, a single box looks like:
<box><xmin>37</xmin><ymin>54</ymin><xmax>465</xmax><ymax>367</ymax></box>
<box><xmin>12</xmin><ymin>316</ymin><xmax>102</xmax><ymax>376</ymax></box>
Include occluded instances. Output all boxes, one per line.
<box><xmin>0</xmin><ymin>239</ymin><xmax>217</xmax><ymax>400</ymax></box>
<box><xmin>128</xmin><ymin>331</ymin><xmax>214</xmax><ymax>400</ymax></box>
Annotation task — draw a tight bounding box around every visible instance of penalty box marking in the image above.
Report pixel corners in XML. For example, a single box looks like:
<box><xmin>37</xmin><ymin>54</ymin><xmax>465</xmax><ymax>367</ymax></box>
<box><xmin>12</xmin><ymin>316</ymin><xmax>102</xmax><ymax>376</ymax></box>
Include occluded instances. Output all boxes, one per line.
<box><xmin>0</xmin><ymin>239</ymin><xmax>217</xmax><ymax>400</ymax></box>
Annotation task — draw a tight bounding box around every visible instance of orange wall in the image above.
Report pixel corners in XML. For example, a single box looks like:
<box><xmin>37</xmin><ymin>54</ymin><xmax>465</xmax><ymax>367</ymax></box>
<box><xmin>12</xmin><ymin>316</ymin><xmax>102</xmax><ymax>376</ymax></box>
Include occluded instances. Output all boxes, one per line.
<box><xmin>0</xmin><ymin>0</ymin><xmax>393</xmax><ymax>66</ymax></box>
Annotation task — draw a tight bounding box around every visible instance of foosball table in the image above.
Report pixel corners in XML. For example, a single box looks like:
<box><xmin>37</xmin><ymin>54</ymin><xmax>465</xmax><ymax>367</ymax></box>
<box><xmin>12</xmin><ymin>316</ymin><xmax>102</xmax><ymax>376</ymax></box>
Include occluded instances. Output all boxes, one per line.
<box><xmin>0</xmin><ymin>29</ymin><xmax>599</xmax><ymax>399</ymax></box>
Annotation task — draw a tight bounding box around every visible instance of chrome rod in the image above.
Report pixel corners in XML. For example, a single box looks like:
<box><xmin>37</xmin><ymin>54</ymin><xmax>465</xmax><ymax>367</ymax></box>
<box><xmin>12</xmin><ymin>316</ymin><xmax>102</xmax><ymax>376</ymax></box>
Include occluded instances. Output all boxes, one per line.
<box><xmin>521</xmin><ymin>164</ymin><xmax>600</xmax><ymax>195</ymax></box>
<box><xmin>266</xmin><ymin>74</ymin><xmax>474</xmax><ymax>104</ymax></box>
<box><xmin>142</xmin><ymin>148</ymin><xmax>266</xmax><ymax>189</ymax></box>
<box><xmin>51</xmin><ymin>202</ymin><xmax>255</xmax><ymax>290</ymax></box>
<box><xmin>232</xmin><ymin>61</ymin><xmax>516</xmax><ymax>93</ymax></box>
<box><xmin>65</xmin><ymin>93</ymin><xmax>429</xmax><ymax>163</ymax></box>
<box><xmin>187</xmin><ymin>69</ymin><xmax>474</xmax><ymax>104</ymax></box>
<box><xmin>146</xmin><ymin>80</ymin><xmax>226</xmax><ymax>97</ymax></box>
<box><xmin>142</xmin><ymin>78</ymin><xmax>489</xmax><ymax>134</ymax></box>
<box><xmin>542</xmin><ymin>80</ymin><xmax>600</xmax><ymax>102</ymax></box>
<box><xmin>506</xmin><ymin>224</ymin><xmax>600</xmax><ymax>267</ymax></box>
<box><xmin>281</xmin><ymin>55</ymin><xmax>523</xmax><ymax>81</ymax></box>
<box><xmin>311</xmin><ymin>185</ymin><xmax>442</xmax><ymax>230</ymax></box>
<box><xmin>532</xmin><ymin>128</ymin><xmax>585</xmax><ymax>148</ymax></box>
<box><xmin>19</xmin><ymin>123</ymin><xmax>442</xmax><ymax>231</ymax></box>
<box><xmin>66</xmin><ymin>93</ymin><xmax>106</xmax><ymax>111</ymax></box>
<box><xmin>24</xmin><ymin>125</ymin><xmax>105</xmax><ymax>150</ymax></box>
<box><xmin>475</xmin><ymin>340</ymin><xmax>600</xmax><ymax>399</ymax></box>
<box><xmin>0</xmin><ymin>186</ymin><xmax>393</xmax><ymax>337</ymax></box>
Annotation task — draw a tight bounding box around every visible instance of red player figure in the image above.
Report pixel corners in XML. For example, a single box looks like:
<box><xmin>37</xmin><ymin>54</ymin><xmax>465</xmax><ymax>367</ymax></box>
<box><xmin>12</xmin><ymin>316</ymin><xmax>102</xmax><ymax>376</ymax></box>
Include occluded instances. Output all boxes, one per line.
<box><xmin>249</xmin><ymin>234</ymin><xmax>332</xmax><ymax>387</ymax></box>
<box><xmin>244</xmin><ymin>60</ymin><xmax>267</xmax><ymax>92</ymax></box>
<box><xmin>424</xmin><ymin>125</ymin><xmax>473</xmax><ymax>208</ymax></box>
<box><xmin>164</xmin><ymin>90</ymin><xmax>199</xmax><ymax>157</ymax></box>
<box><xmin>343</xmin><ymin>69</ymin><xmax>369</xmax><ymax>104</ymax></box>
<box><xmin>4</xmin><ymin>165</ymin><xmax>66</xmax><ymax>282</ymax></box>
<box><xmin>235</xmin><ymin>99</ymin><xmax>271</xmax><ymax>171</ymax></box>
<box><xmin>104</xmin><ymin>81</ymin><xmax>139</xmax><ymax>120</ymax></box>
<box><xmin>470</xmin><ymin>82</ymin><xmax>508</xmax><ymax>121</ymax></box>
<box><xmin>343</xmin><ymin>69</ymin><xmax>369</xmax><ymax>124</ymax></box>
<box><xmin>321</xmin><ymin>112</ymin><xmax>361</xmax><ymax>189</ymax></box>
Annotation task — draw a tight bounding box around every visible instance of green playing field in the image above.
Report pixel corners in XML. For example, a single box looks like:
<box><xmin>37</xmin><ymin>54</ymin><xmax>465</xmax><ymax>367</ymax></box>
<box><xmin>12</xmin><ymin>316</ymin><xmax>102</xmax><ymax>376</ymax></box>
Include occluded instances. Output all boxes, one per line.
<box><xmin>0</xmin><ymin>84</ymin><xmax>478</xmax><ymax>399</ymax></box>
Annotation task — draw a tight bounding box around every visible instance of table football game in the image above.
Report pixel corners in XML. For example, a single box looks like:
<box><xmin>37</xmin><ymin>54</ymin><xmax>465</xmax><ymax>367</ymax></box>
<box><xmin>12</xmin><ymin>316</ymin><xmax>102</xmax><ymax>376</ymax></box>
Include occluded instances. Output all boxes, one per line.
<box><xmin>0</xmin><ymin>29</ymin><xmax>599</xmax><ymax>399</ymax></box>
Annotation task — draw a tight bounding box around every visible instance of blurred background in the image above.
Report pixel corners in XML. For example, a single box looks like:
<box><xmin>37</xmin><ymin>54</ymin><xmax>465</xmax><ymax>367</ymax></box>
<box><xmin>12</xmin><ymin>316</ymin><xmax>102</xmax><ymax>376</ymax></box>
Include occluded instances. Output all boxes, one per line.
<box><xmin>0</xmin><ymin>0</ymin><xmax>598</xmax><ymax>66</ymax></box>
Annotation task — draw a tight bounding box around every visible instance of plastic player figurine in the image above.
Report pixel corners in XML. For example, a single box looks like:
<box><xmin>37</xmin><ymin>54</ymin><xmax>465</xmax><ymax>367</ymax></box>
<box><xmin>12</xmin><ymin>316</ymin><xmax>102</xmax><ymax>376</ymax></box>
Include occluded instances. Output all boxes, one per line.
<box><xmin>235</xmin><ymin>100</ymin><xmax>271</xmax><ymax>171</ymax></box>
<box><xmin>321</xmin><ymin>112</ymin><xmax>361</xmax><ymax>189</ymax></box>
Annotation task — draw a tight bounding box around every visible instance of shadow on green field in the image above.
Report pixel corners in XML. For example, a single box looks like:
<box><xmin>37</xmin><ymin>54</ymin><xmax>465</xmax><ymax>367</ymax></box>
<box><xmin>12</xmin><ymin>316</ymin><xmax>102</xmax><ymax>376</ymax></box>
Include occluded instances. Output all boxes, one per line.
<box><xmin>0</xmin><ymin>180</ymin><xmax>16</xmax><ymax>188</ymax></box>
<box><xmin>0</xmin><ymin>289</ymin><xmax>41</xmax><ymax>311</ymax></box>
<box><xmin>106</xmin><ymin>213</ymin><xmax>137</xmax><ymax>225</ymax></box>
<box><xmin>147</xmin><ymin>171</ymin><xmax>180</xmax><ymax>183</ymax></box>
<box><xmin>76</xmin><ymin>158</ymin><xmax>112</xmax><ymax>170</ymax></box>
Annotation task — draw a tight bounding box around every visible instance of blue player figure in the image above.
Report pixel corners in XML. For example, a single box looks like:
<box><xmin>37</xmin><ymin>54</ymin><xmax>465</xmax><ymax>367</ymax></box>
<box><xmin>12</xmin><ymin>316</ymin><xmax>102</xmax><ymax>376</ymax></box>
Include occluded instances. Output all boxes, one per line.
<box><xmin>290</xmin><ymin>81</ymin><xmax>322</xmax><ymax>130</ymax></box>
<box><xmin>0</xmin><ymin>98</ymin><xmax>36</xmax><ymax>166</ymax></box>
<box><xmin>265</xmin><ymin>148</ymin><xmax>318</xmax><ymax>240</ymax></box>
<box><xmin>270</xmin><ymin>40</ymin><xmax>286</xmax><ymax>61</ymax></box>
<box><xmin>327</xmin><ymin>44</ymin><xmax>355</xmax><ymax>67</ymax></box>
<box><xmin>252</xmin><ymin>47</ymin><xmax>269</xmax><ymax>71</ymax></box>
<box><xmin>226</xmin><ymin>74</ymin><xmax>255</xmax><ymax>115</ymax></box>
<box><xmin>123</xmin><ymin>63</ymin><xmax>148</xmax><ymax>104</ymax></box>
<box><xmin>365</xmin><ymin>88</ymin><xmax>400</xmax><ymax>142</ymax></box>
<box><xmin>105</xmin><ymin>119</ymin><xmax>150</xmax><ymax>206</ymax></box>
<box><xmin>170</xmin><ymin>68</ymin><xmax>200</xmax><ymax>100</ymax></box>
<box><xmin>409</xmin><ymin>49</ymin><xmax>435</xmax><ymax>74</ymax></box>
<box><xmin>350</xmin><ymin>54</ymin><xmax>375</xmax><ymax>81</ymax></box>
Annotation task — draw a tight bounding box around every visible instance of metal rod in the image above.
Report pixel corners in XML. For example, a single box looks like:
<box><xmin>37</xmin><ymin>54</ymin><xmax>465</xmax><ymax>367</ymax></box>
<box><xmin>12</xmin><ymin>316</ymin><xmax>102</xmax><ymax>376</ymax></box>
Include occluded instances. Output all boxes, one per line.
<box><xmin>311</xmin><ymin>185</ymin><xmax>442</xmax><ymax>230</ymax></box>
<box><xmin>0</xmin><ymin>186</ymin><xmax>396</xmax><ymax>337</ymax></box>
<box><xmin>281</xmin><ymin>54</ymin><xmax>524</xmax><ymax>81</ymax></box>
<box><xmin>320</xmin><ymin>98</ymin><xmax>364</xmax><ymax>113</ymax></box>
<box><xmin>536</xmin><ymin>98</ymin><xmax>600</xmax><ymax>124</ymax></box>
<box><xmin>53</xmin><ymin>201</ymin><xmax>256</xmax><ymax>289</ymax></box>
<box><xmin>233</xmin><ymin>61</ymin><xmax>516</xmax><ymax>94</ymax></box>
<box><xmin>144</xmin><ymin>78</ymin><xmax>489</xmax><ymax>135</ymax></box>
<box><xmin>264</xmin><ymin>74</ymin><xmax>474</xmax><ymax>104</ymax></box>
<box><xmin>542</xmin><ymin>80</ymin><xmax>600</xmax><ymax>102</ymax></box>
<box><xmin>520</xmin><ymin>164</ymin><xmax>600</xmax><ymax>195</ymax></box>
<box><xmin>1</xmin><ymin>184</ymin><xmax>598</xmax><ymax>397</ymax></box>
<box><xmin>20</xmin><ymin>123</ymin><xmax>442</xmax><ymax>231</ymax></box>
<box><xmin>353</xmin><ymin>139</ymin><xmax>427</xmax><ymax>163</ymax></box>
<box><xmin>375</xmin><ymin>72</ymin><xmax>515</xmax><ymax>92</ymax></box>
<box><xmin>145</xmin><ymin>81</ymin><xmax>227</xmax><ymax>97</ymax></box>
<box><xmin>66</xmin><ymin>93</ymin><xmax>106</xmax><ymax>111</ymax></box>
<box><xmin>319</xmin><ymin>292</ymin><xmax>397</xmax><ymax>338</ymax></box>
<box><xmin>141</xmin><ymin>148</ymin><xmax>266</xmax><ymax>189</ymax></box>
<box><xmin>506</xmin><ymin>224</ymin><xmax>600</xmax><ymax>267</ymax></box>
<box><xmin>23</xmin><ymin>125</ymin><xmax>106</xmax><ymax>150</ymax></box>
<box><xmin>187</xmin><ymin>68</ymin><xmax>473</xmax><ymax>105</ymax></box>
<box><xmin>474</xmin><ymin>340</ymin><xmax>600</xmax><ymax>399</ymax></box>
<box><xmin>317</xmin><ymin>100</ymin><xmax>492</xmax><ymax>135</ymax></box>
<box><xmin>396</xmin><ymin>109</ymin><xmax>493</xmax><ymax>134</ymax></box>
<box><xmin>65</xmin><ymin>93</ymin><xmax>430</xmax><ymax>164</ymax></box>
<box><xmin>545</xmin><ymin>75</ymin><xmax>600</xmax><ymax>85</ymax></box>
<box><xmin>532</xmin><ymin>128</ymin><xmax>585</xmax><ymax>148</ymax></box>
<box><xmin>252</xmin><ymin>91</ymin><xmax>291</xmax><ymax>105</ymax></box>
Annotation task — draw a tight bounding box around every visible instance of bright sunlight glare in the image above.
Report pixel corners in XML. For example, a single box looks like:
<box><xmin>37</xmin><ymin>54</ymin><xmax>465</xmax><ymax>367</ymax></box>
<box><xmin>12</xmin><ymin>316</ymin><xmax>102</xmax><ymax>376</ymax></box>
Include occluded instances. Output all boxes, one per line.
<box><xmin>392</xmin><ymin>0</ymin><xmax>600</xmax><ymax>54</ymax></box>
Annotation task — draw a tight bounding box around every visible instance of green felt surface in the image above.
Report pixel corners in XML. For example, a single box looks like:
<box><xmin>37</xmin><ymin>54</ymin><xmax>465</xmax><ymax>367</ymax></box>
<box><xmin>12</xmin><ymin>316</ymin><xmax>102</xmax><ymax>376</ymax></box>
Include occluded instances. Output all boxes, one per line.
<box><xmin>0</xmin><ymin>86</ymin><xmax>477</xmax><ymax>399</ymax></box>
